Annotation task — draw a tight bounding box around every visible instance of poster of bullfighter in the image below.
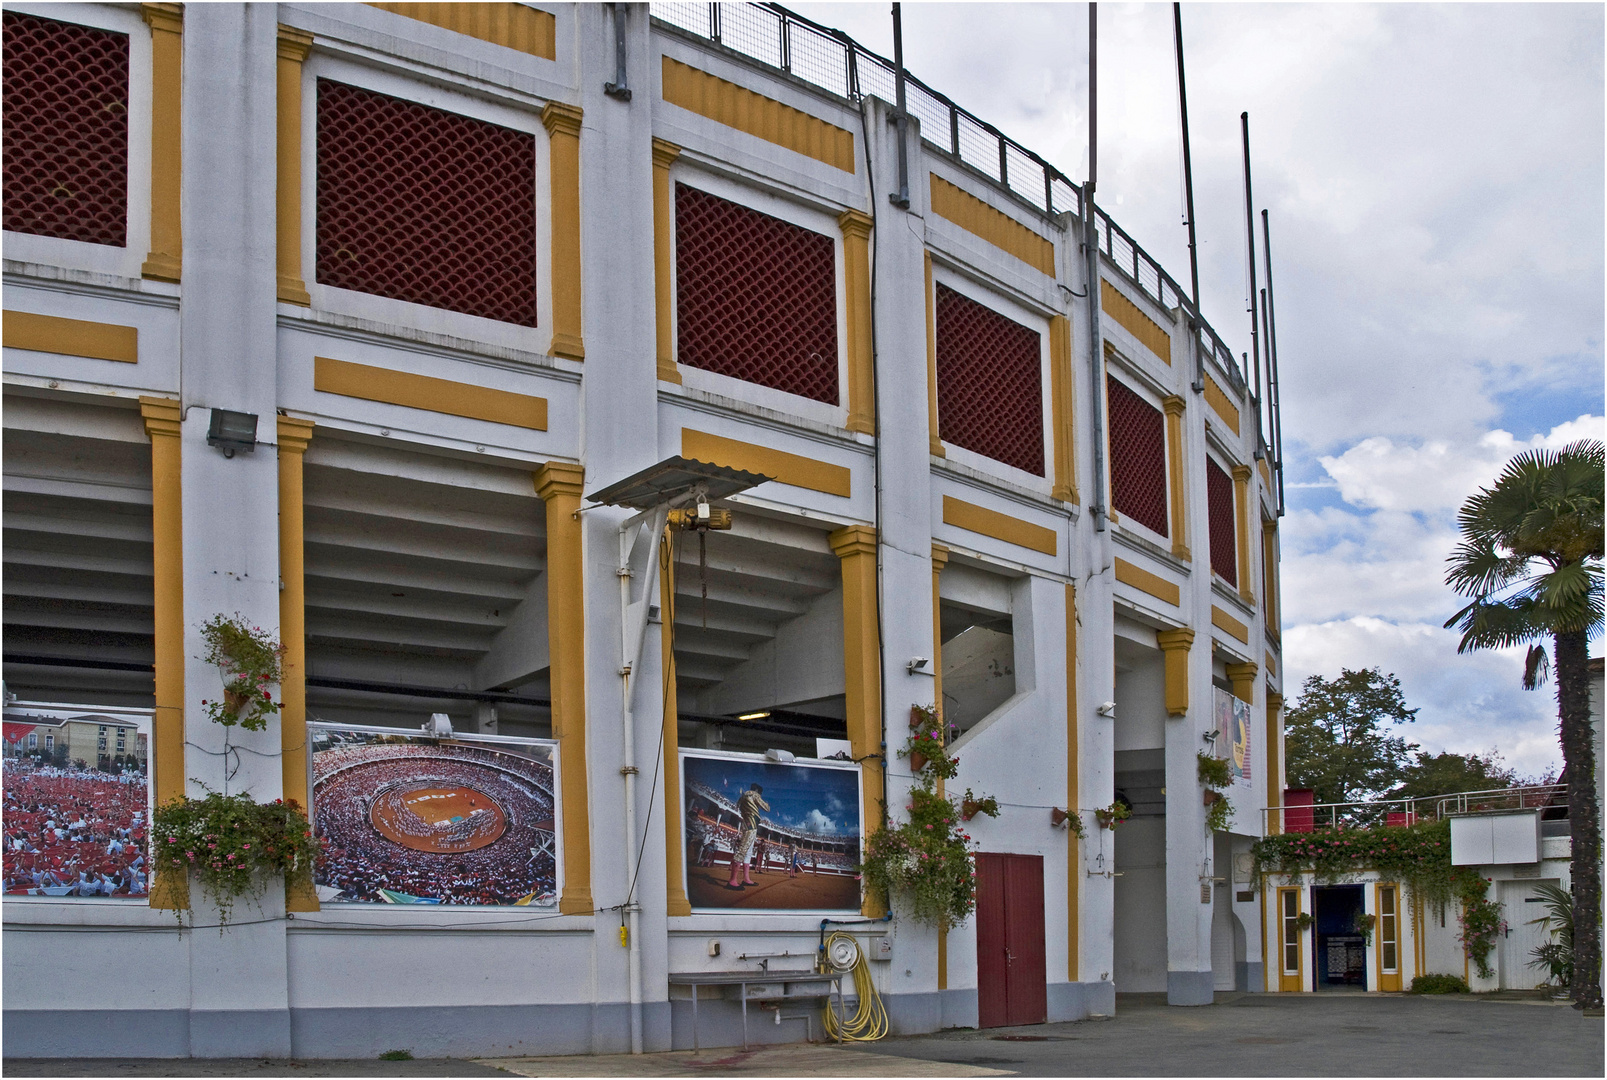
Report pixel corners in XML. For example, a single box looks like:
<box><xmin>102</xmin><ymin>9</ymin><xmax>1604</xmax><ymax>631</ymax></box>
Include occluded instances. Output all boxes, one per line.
<box><xmin>310</xmin><ymin>724</ymin><xmax>559</xmax><ymax>906</ymax></box>
<box><xmin>680</xmin><ymin>749</ymin><xmax>861</xmax><ymax>912</ymax></box>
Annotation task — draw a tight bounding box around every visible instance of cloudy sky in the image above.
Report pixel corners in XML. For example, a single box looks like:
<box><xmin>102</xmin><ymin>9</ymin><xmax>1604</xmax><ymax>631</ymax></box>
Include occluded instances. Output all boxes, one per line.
<box><xmin>795</xmin><ymin>2</ymin><xmax>1604</xmax><ymax>776</ymax></box>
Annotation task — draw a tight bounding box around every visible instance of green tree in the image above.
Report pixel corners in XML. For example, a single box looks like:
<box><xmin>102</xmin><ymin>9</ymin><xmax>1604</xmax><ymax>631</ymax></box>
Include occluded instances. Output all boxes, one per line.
<box><xmin>1285</xmin><ymin>667</ymin><xmax>1419</xmax><ymax>805</ymax></box>
<box><xmin>1392</xmin><ymin>749</ymin><xmax>1516</xmax><ymax>802</ymax></box>
<box><xmin>1444</xmin><ymin>438</ymin><xmax>1602</xmax><ymax>1010</ymax></box>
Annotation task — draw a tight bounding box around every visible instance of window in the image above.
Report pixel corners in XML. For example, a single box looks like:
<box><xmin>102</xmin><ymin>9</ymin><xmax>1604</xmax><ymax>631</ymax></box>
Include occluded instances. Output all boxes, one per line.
<box><xmin>934</xmin><ymin>284</ymin><xmax>1044</xmax><ymax>476</ymax></box>
<box><xmin>1281</xmin><ymin>888</ymin><xmax>1301</xmax><ymax>975</ymax></box>
<box><xmin>674</xmin><ymin>183</ymin><xmax>839</xmax><ymax>404</ymax></box>
<box><xmin>97</xmin><ymin>737</ymin><xmax>107</xmax><ymax>751</ymax></box>
<box><xmin>2</xmin><ymin>11</ymin><xmax>129</xmax><ymax>246</ymax></box>
<box><xmin>316</xmin><ymin>80</ymin><xmax>538</xmax><ymax>326</ymax></box>
<box><xmin>27</xmin><ymin>733</ymin><xmax>37</xmax><ymax>750</ymax></box>
<box><xmin>1206</xmin><ymin>459</ymin><xmax>1236</xmax><ymax>585</ymax></box>
<box><xmin>44</xmin><ymin>734</ymin><xmax>53</xmax><ymax>751</ymax></box>
<box><xmin>1106</xmin><ymin>377</ymin><xmax>1167</xmax><ymax>535</ymax></box>
<box><xmin>1379</xmin><ymin>886</ymin><xmax>1398</xmax><ymax>973</ymax></box>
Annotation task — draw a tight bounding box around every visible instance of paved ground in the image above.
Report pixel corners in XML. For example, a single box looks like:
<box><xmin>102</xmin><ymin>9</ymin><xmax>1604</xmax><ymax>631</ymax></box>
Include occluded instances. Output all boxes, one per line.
<box><xmin>6</xmin><ymin>992</ymin><xmax>1603</xmax><ymax>1077</ymax></box>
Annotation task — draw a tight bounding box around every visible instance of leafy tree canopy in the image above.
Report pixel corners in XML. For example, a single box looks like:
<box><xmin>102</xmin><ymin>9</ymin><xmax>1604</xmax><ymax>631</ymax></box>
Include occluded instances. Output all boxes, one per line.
<box><xmin>1285</xmin><ymin>667</ymin><xmax>1418</xmax><ymax>805</ymax></box>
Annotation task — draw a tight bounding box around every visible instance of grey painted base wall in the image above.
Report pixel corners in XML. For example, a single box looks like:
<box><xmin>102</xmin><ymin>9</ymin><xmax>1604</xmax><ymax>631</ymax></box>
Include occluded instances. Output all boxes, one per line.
<box><xmin>1236</xmin><ymin>961</ymin><xmax>1264</xmax><ymax>993</ymax></box>
<box><xmin>1167</xmin><ymin>969</ymin><xmax>1215</xmax><ymax>1006</ymax></box>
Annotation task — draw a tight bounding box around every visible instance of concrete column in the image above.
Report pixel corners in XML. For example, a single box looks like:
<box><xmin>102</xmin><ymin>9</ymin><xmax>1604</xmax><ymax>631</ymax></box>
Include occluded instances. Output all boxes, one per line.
<box><xmin>1159</xmin><ymin>625</ymin><xmax>1211</xmax><ymax>1005</ymax></box>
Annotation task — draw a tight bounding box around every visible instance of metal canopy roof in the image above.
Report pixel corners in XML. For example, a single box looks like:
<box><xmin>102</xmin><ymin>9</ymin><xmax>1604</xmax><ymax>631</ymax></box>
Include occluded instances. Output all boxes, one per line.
<box><xmin>584</xmin><ymin>455</ymin><xmax>772</xmax><ymax>510</ymax></box>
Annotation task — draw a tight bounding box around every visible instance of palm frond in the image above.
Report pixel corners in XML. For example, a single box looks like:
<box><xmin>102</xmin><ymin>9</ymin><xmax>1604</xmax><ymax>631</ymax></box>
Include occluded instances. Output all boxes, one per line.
<box><xmin>1451</xmin><ymin>597</ymin><xmax>1548</xmax><ymax>653</ymax></box>
<box><xmin>1522</xmin><ymin>644</ymin><xmax>1550</xmax><ymax>691</ymax></box>
<box><xmin>1444</xmin><ymin>538</ymin><xmax>1530</xmax><ymax>598</ymax></box>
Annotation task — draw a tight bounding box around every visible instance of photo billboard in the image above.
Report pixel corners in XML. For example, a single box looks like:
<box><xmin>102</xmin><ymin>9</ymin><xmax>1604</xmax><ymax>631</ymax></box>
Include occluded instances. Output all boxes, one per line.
<box><xmin>680</xmin><ymin>749</ymin><xmax>861</xmax><ymax>912</ymax></box>
<box><xmin>310</xmin><ymin>723</ymin><xmax>559</xmax><ymax>906</ymax></box>
<box><xmin>1214</xmin><ymin>687</ymin><xmax>1254</xmax><ymax>785</ymax></box>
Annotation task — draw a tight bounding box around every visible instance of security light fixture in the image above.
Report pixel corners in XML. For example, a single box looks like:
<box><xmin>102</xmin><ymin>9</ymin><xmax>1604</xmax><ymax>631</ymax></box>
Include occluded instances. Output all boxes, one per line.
<box><xmin>907</xmin><ymin>657</ymin><xmax>932</xmax><ymax>675</ymax></box>
<box><xmin>1096</xmin><ymin>701</ymin><xmax>1116</xmax><ymax>717</ymax></box>
<box><xmin>737</xmin><ymin>711</ymin><xmax>771</xmax><ymax>722</ymax></box>
<box><xmin>206</xmin><ymin>409</ymin><xmax>258</xmax><ymax>458</ymax></box>
<box><xmin>764</xmin><ymin>748</ymin><xmax>795</xmax><ymax>764</ymax></box>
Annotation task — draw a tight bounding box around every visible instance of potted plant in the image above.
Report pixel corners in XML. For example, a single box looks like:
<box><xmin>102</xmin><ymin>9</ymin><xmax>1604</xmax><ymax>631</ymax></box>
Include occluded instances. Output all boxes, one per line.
<box><xmin>1197</xmin><ymin>752</ymin><xmax>1234</xmax><ymax>833</ymax></box>
<box><xmin>199</xmin><ymin>614</ymin><xmax>286</xmax><ymax>731</ymax></box>
<box><xmin>960</xmin><ymin>788</ymin><xmax>1000</xmax><ymax>821</ymax></box>
<box><xmin>1094</xmin><ymin>801</ymin><xmax>1131</xmax><ymax>829</ymax></box>
<box><xmin>900</xmin><ymin>704</ymin><xmax>958</xmax><ymax>779</ymax></box>
<box><xmin>1293</xmin><ymin>911</ymin><xmax>1313</xmax><ymax>933</ymax></box>
<box><xmin>1353</xmin><ymin>912</ymin><xmax>1377</xmax><ymax>945</ymax></box>
<box><xmin>152</xmin><ymin>788</ymin><xmax>321</xmax><ymax>928</ymax></box>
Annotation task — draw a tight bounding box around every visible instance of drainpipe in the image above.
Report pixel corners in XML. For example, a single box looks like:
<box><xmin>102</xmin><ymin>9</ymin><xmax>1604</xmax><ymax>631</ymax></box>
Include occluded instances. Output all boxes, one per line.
<box><xmin>1084</xmin><ymin>2</ymin><xmax>1107</xmax><ymax>532</ymax></box>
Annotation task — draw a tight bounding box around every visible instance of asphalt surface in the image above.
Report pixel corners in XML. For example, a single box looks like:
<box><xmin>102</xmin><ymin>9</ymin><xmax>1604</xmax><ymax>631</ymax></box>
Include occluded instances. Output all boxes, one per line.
<box><xmin>5</xmin><ymin>992</ymin><xmax>1603</xmax><ymax>1077</ymax></box>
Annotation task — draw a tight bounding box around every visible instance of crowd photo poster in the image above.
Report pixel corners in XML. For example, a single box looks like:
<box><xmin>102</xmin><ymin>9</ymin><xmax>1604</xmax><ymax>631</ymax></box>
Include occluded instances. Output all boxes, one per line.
<box><xmin>680</xmin><ymin>749</ymin><xmax>862</xmax><ymax>912</ymax></box>
<box><xmin>310</xmin><ymin>724</ymin><xmax>559</xmax><ymax>906</ymax></box>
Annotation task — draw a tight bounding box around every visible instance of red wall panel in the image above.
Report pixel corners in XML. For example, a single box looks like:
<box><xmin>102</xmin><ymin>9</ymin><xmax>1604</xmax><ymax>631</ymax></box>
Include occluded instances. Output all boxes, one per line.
<box><xmin>1207</xmin><ymin>458</ymin><xmax>1237</xmax><ymax>585</ymax></box>
<box><xmin>935</xmin><ymin>284</ymin><xmax>1044</xmax><ymax>476</ymax></box>
<box><xmin>1106</xmin><ymin>377</ymin><xmax>1168</xmax><ymax>536</ymax></box>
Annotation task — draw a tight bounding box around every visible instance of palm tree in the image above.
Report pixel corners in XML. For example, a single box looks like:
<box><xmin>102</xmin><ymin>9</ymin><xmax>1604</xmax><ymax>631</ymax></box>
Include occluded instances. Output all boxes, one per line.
<box><xmin>1445</xmin><ymin>438</ymin><xmax>1603</xmax><ymax>1010</ymax></box>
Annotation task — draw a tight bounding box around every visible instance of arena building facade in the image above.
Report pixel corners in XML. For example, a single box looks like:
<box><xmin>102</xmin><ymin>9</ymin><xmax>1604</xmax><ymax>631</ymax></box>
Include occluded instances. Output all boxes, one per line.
<box><xmin>2</xmin><ymin>2</ymin><xmax>1287</xmax><ymax>1058</ymax></box>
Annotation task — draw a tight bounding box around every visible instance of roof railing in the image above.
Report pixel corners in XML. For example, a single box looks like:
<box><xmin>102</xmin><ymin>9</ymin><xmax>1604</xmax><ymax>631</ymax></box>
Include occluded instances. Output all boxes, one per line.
<box><xmin>1263</xmin><ymin>784</ymin><xmax>1568</xmax><ymax>834</ymax></box>
<box><xmin>649</xmin><ymin>1</ymin><xmax>1249</xmax><ymax>392</ymax></box>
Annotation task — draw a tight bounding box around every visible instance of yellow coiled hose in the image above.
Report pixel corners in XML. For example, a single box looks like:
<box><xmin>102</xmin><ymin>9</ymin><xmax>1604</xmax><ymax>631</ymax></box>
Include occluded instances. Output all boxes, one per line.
<box><xmin>820</xmin><ymin>931</ymin><xmax>888</xmax><ymax>1041</ymax></box>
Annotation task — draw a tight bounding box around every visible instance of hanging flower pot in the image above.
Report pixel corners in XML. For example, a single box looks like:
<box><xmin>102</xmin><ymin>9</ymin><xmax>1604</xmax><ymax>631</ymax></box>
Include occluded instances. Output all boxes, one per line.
<box><xmin>1203</xmin><ymin>790</ymin><xmax>1222</xmax><ymax>806</ymax></box>
<box><xmin>909</xmin><ymin>750</ymin><xmax>929</xmax><ymax>774</ymax></box>
<box><xmin>199</xmin><ymin>614</ymin><xmax>286</xmax><ymax>732</ymax></box>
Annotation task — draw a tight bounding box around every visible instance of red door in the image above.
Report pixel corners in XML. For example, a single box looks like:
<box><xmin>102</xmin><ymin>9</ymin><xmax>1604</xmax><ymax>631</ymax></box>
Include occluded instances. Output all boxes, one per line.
<box><xmin>975</xmin><ymin>852</ymin><xmax>1047</xmax><ymax>1027</ymax></box>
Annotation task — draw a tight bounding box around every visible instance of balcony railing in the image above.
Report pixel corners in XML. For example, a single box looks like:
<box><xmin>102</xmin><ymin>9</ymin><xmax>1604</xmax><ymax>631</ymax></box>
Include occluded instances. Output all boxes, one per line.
<box><xmin>1264</xmin><ymin>784</ymin><xmax>1569</xmax><ymax>834</ymax></box>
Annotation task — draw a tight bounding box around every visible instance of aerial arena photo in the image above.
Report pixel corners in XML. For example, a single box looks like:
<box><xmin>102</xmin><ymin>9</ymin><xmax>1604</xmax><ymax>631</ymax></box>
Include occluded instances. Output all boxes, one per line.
<box><xmin>310</xmin><ymin>727</ymin><xmax>558</xmax><ymax>906</ymax></box>
<box><xmin>681</xmin><ymin>752</ymin><xmax>861</xmax><ymax>911</ymax></box>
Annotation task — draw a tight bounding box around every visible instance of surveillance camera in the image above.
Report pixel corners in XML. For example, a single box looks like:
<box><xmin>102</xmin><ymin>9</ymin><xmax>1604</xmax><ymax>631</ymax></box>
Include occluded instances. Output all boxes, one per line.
<box><xmin>1095</xmin><ymin>701</ymin><xmax>1116</xmax><ymax>717</ymax></box>
<box><xmin>1203</xmin><ymin>728</ymin><xmax>1220</xmax><ymax>743</ymax></box>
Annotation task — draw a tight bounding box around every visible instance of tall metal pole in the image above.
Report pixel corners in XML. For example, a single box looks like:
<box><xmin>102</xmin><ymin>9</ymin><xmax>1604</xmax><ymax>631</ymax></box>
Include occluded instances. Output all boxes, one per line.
<box><xmin>890</xmin><ymin>4</ymin><xmax>910</xmax><ymax>208</ymax></box>
<box><xmin>1261</xmin><ymin>208</ymin><xmax>1285</xmax><ymax>515</ymax></box>
<box><xmin>1240</xmin><ymin>112</ymin><xmax>1260</xmax><ymax>405</ymax></box>
<box><xmin>1173</xmin><ymin>3</ymin><xmax>1200</xmax><ymax>311</ymax></box>
<box><xmin>1085</xmin><ymin>2</ymin><xmax>1106</xmax><ymax>532</ymax></box>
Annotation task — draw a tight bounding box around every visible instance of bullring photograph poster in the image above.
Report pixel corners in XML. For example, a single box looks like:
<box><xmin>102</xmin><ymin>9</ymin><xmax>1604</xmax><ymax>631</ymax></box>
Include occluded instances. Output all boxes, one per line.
<box><xmin>680</xmin><ymin>749</ymin><xmax>862</xmax><ymax>912</ymax></box>
<box><xmin>308</xmin><ymin>723</ymin><xmax>559</xmax><ymax>907</ymax></box>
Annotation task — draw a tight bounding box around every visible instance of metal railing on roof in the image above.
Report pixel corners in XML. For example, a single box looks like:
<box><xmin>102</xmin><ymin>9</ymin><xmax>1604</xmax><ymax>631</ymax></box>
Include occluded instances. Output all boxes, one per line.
<box><xmin>648</xmin><ymin>1</ymin><xmax>1249</xmax><ymax>393</ymax></box>
<box><xmin>1263</xmin><ymin>784</ymin><xmax>1568</xmax><ymax>834</ymax></box>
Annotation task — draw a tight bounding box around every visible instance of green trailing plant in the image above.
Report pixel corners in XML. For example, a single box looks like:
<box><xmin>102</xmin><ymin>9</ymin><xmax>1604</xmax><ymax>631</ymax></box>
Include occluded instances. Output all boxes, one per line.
<box><xmin>1093</xmin><ymin>801</ymin><xmax>1131</xmax><ymax>829</ymax></box>
<box><xmin>152</xmin><ymin>789</ymin><xmax>319</xmax><ymax>928</ymax></box>
<box><xmin>1252</xmin><ymin>819</ymin><xmax>1502</xmax><ymax>978</ymax></box>
<box><xmin>1526</xmin><ymin>882</ymin><xmax>1575</xmax><ymax>987</ymax></box>
<box><xmin>199</xmin><ymin>614</ymin><xmax>286</xmax><ymax>731</ymax></box>
<box><xmin>959</xmin><ymin>788</ymin><xmax>1000</xmax><ymax>821</ymax></box>
<box><xmin>1410</xmin><ymin>973</ymin><xmax>1470</xmax><ymax>995</ymax></box>
<box><xmin>1353</xmin><ymin>912</ymin><xmax>1377</xmax><ymax>946</ymax></box>
<box><xmin>1198</xmin><ymin>752</ymin><xmax>1234</xmax><ymax>833</ymax></box>
<box><xmin>860</xmin><ymin>706</ymin><xmax>994</xmax><ymax>927</ymax></box>
<box><xmin>1293</xmin><ymin>911</ymin><xmax>1313</xmax><ymax>933</ymax></box>
<box><xmin>1054</xmin><ymin>808</ymin><xmax>1087</xmax><ymax>839</ymax></box>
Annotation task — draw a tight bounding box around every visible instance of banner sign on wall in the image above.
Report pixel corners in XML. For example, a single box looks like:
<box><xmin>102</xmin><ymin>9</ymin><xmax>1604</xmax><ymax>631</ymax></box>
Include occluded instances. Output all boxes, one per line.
<box><xmin>310</xmin><ymin>724</ymin><xmax>559</xmax><ymax>906</ymax></box>
<box><xmin>1214</xmin><ymin>687</ymin><xmax>1253</xmax><ymax>784</ymax></box>
<box><xmin>681</xmin><ymin>749</ymin><xmax>861</xmax><ymax>912</ymax></box>
<box><xmin>2</xmin><ymin>704</ymin><xmax>152</xmax><ymax>900</ymax></box>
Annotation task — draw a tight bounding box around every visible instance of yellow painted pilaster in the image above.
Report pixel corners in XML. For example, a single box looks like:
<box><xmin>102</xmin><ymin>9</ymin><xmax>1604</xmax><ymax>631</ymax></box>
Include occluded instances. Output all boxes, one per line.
<box><xmin>662</xmin><ymin>526</ymin><xmax>692</xmax><ymax>916</ymax></box>
<box><xmin>139</xmin><ymin>5</ymin><xmax>183</xmax><ymax>281</ymax></box>
<box><xmin>542</xmin><ymin>103</ymin><xmax>584</xmax><ymax>361</ymax></box>
<box><xmin>276</xmin><ymin>416</ymin><xmax>318</xmax><ymax>911</ymax></box>
<box><xmin>839</xmin><ymin>209</ymin><xmax>875</xmax><ymax>435</ymax></box>
<box><xmin>1225</xmin><ymin>662</ymin><xmax>1258</xmax><ymax>706</ymax></box>
<box><xmin>1156</xmin><ymin>627</ymin><xmax>1194</xmax><ymax>718</ymax></box>
<box><xmin>1162</xmin><ymin>395</ymin><xmax>1189</xmax><ymax>560</ymax></box>
<box><xmin>535</xmin><ymin>461</ymin><xmax>592</xmax><ymax>914</ymax></box>
<box><xmin>1232</xmin><ymin>464</ymin><xmax>1253</xmax><ymax>604</ymax></box>
<box><xmin>652</xmin><ymin>138</ymin><xmax>682</xmax><ymax>384</ymax></box>
<box><xmin>1049</xmin><ymin>315</ymin><xmax>1077</xmax><ymax>503</ymax></box>
<box><xmin>1065</xmin><ymin>582</ymin><xmax>1080</xmax><ymax>982</ymax></box>
<box><xmin>830</xmin><ymin>525</ymin><xmax>882</xmax><ymax>917</ymax></box>
<box><xmin>925</xmin><ymin>253</ymin><xmax>943</xmax><ymax>457</ymax></box>
<box><xmin>1265</xmin><ymin>690</ymin><xmax>1284</xmax><ymax>834</ymax></box>
<box><xmin>276</xmin><ymin>26</ymin><xmax>314</xmax><ymax>305</ymax></box>
<box><xmin>931</xmin><ymin>543</ymin><xmax>950</xmax><ymax>987</ymax></box>
<box><xmin>1263</xmin><ymin>519</ymin><xmax>1281</xmax><ymax>639</ymax></box>
<box><xmin>140</xmin><ymin>397</ymin><xmax>186</xmax><ymax>909</ymax></box>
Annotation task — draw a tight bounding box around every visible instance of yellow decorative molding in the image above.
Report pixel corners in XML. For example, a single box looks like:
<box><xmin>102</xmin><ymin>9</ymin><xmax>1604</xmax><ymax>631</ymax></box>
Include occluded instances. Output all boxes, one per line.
<box><xmin>140</xmin><ymin>396</ymin><xmax>185</xmax><ymax>909</ymax></box>
<box><xmin>1211</xmin><ymin>604</ymin><xmax>1250</xmax><ymax>644</ymax></box>
<box><xmin>534</xmin><ymin>461</ymin><xmax>591</xmax><ymax>914</ymax></box>
<box><xmin>1113</xmin><ymin>557</ymin><xmax>1181</xmax><ymax>607</ymax></box>
<box><xmin>1049</xmin><ymin>314</ymin><xmax>1077</xmax><ymax>503</ymax></box>
<box><xmin>1156</xmin><ymin>627</ymin><xmax>1194</xmax><ymax>717</ymax></box>
<box><xmin>1265</xmin><ymin>691</ymin><xmax>1284</xmax><ymax>834</ymax></box>
<box><xmin>1162</xmin><ymin>394</ymin><xmax>1188</xmax><ymax>560</ymax></box>
<box><xmin>660</xmin><ymin>56</ymin><xmax>854</xmax><ymax>172</ymax></box>
<box><xmin>367</xmin><ymin>2</ymin><xmax>555</xmax><ymax>59</ymax></box>
<box><xmin>543</xmin><ymin>102</ymin><xmax>584</xmax><ymax>361</ymax></box>
<box><xmin>1233</xmin><ymin>464</ymin><xmax>1254</xmax><ymax>604</ymax></box>
<box><xmin>276</xmin><ymin>25</ymin><xmax>314</xmax><ymax>306</ymax></box>
<box><xmin>276</xmin><ymin>415</ymin><xmax>318</xmax><ymax>912</ymax></box>
<box><xmin>662</xmin><ymin>527</ymin><xmax>692</xmax><ymax>916</ymax></box>
<box><xmin>1100</xmin><ymin>279</ymin><xmax>1170</xmax><ymax>363</ymax></box>
<box><xmin>1225</xmin><ymin>661</ymin><xmax>1258</xmax><ymax>705</ymax></box>
<box><xmin>140</xmin><ymin>4</ymin><xmax>183</xmax><ymax>281</ymax></box>
<box><xmin>1262</xmin><ymin>518</ymin><xmax>1281</xmax><ymax>638</ymax></box>
<box><xmin>830</xmin><ymin>525</ymin><xmax>882</xmax><ymax>916</ymax></box>
<box><xmin>928</xmin><ymin>174</ymin><xmax>1055</xmax><ymax>277</ymax></box>
<box><xmin>652</xmin><ymin>138</ymin><xmax>682</xmax><ymax>384</ymax></box>
<box><xmin>839</xmin><ymin>208</ymin><xmax>875</xmax><ymax>434</ymax></box>
<box><xmin>924</xmin><ymin>253</ymin><xmax>943</xmax><ymax>457</ymax></box>
<box><xmin>1064</xmin><ymin>581</ymin><xmax>1080</xmax><ymax>982</ymax></box>
<box><xmin>681</xmin><ymin>429</ymin><xmax>850</xmax><ymax>498</ymax></box>
<box><xmin>314</xmin><ymin>356</ymin><xmax>548</xmax><ymax>430</ymax></box>
<box><xmin>941</xmin><ymin>495</ymin><xmax>1057</xmax><ymax>556</ymax></box>
<box><xmin>1204</xmin><ymin>375</ymin><xmax>1240</xmax><ymax>436</ymax></box>
<box><xmin>1264</xmin><ymin>651</ymin><xmax>1277</xmax><ymax>678</ymax></box>
<box><xmin>1258</xmin><ymin>457</ymin><xmax>1273</xmax><ymax>492</ymax></box>
<box><xmin>4</xmin><ymin>312</ymin><xmax>138</xmax><ymax>363</ymax></box>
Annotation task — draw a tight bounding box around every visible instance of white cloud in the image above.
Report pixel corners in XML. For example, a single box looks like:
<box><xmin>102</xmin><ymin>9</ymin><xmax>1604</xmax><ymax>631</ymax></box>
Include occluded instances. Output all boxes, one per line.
<box><xmin>804</xmin><ymin>809</ymin><xmax>836</xmax><ymax>834</ymax></box>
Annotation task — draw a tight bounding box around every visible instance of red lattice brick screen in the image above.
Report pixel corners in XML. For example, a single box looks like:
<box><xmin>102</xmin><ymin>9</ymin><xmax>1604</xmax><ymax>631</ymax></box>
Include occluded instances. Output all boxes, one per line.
<box><xmin>1206</xmin><ymin>458</ymin><xmax>1237</xmax><ymax>585</ymax></box>
<box><xmin>934</xmin><ymin>284</ymin><xmax>1044</xmax><ymax>476</ymax></box>
<box><xmin>2</xmin><ymin>12</ymin><xmax>129</xmax><ymax>246</ymax></box>
<box><xmin>1106</xmin><ymin>377</ymin><xmax>1168</xmax><ymax>536</ymax></box>
<box><xmin>316</xmin><ymin>80</ymin><xmax>537</xmax><ymax>326</ymax></box>
<box><xmin>675</xmin><ymin>183</ymin><xmax>838</xmax><ymax>404</ymax></box>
